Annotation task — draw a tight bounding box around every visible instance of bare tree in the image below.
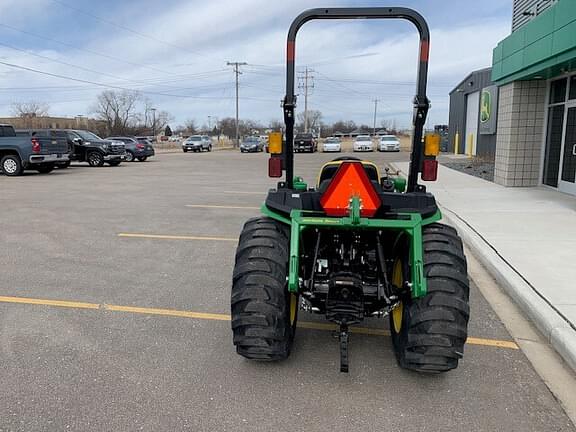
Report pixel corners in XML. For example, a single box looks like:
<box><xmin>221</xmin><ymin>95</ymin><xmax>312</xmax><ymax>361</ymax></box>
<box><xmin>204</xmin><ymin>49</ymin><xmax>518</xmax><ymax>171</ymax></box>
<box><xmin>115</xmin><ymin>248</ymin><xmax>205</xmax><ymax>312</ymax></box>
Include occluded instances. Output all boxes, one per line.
<box><xmin>11</xmin><ymin>101</ymin><xmax>50</xmax><ymax>118</ymax></box>
<box><xmin>92</xmin><ymin>90</ymin><xmax>141</xmax><ymax>135</ymax></box>
<box><xmin>297</xmin><ymin>109</ymin><xmax>322</xmax><ymax>132</ymax></box>
<box><xmin>268</xmin><ymin>119</ymin><xmax>283</xmax><ymax>131</ymax></box>
<box><xmin>185</xmin><ymin>119</ymin><xmax>198</xmax><ymax>134</ymax></box>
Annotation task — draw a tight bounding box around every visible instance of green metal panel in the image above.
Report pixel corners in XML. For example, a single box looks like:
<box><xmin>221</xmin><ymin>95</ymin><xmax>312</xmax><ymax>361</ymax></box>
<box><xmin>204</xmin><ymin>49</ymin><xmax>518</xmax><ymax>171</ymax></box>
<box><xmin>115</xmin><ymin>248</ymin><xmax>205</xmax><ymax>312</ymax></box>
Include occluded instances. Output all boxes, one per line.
<box><xmin>492</xmin><ymin>0</ymin><xmax>576</xmax><ymax>84</ymax></box>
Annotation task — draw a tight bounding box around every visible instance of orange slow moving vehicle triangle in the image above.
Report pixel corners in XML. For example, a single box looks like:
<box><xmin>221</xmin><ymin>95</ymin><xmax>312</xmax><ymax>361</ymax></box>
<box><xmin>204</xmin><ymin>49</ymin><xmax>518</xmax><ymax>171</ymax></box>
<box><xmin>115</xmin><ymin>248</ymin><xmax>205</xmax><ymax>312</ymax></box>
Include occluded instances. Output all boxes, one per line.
<box><xmin>320</xmin><ymin>162</ymin><xmax>382</xmax><ymax>217</ymax></box>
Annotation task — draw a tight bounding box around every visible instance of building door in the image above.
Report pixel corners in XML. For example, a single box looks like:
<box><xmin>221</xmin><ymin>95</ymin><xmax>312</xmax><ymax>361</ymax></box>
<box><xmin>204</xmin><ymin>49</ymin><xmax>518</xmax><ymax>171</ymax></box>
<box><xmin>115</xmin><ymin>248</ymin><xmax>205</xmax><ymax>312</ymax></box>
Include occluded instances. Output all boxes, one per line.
<box><xmin>465</xmin><ymin>91</ymin><xmax>479</xmax><ymax>156</ymax></box>
<box><xmin>558</xmin><ymin>104</ymin><xmax>576</xmax><ymax>195</ymax></box>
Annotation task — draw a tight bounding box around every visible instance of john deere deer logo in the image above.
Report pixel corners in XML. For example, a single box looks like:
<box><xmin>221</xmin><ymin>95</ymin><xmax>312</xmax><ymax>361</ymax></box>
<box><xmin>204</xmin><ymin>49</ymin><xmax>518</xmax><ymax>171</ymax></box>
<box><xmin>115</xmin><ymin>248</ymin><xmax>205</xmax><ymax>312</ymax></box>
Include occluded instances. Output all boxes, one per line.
<box><xmin>480</xmin><ymin>90</ymin><xmax>491</xmax><ymax>123</ymax></box>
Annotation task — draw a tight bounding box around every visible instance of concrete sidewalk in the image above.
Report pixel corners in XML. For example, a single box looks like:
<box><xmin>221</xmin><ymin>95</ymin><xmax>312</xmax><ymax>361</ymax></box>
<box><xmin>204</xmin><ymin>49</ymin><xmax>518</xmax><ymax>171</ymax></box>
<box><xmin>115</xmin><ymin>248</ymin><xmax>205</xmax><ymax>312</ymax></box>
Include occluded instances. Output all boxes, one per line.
<box><xmin>396</xmin><ymin>162</ymin><xmax>576</xmax><ymax>371</ymax></box>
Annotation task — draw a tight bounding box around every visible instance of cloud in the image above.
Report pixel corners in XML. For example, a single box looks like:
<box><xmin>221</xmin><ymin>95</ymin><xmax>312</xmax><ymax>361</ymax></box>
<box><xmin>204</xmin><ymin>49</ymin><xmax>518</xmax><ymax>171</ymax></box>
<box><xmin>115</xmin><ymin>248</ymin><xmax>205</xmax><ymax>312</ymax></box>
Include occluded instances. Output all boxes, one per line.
<box><xmin>0</xmin><ymin>0</ymin><xmax>510</xmax><ymax>129</ymax></box>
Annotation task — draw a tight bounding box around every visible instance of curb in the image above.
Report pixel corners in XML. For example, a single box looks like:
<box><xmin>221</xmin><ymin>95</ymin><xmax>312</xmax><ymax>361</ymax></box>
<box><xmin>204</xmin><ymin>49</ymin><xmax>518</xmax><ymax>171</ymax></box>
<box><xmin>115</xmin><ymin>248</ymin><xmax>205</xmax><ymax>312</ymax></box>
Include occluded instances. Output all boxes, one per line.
<box><xmin>441</xmin><ymin>209</ymin><xmax>576</xmax><ymax>372</ymax></box>
<box><xmin>389</xmin><ymin>162</ymin><xmax>576</xmax><ymax>371</ymax></box>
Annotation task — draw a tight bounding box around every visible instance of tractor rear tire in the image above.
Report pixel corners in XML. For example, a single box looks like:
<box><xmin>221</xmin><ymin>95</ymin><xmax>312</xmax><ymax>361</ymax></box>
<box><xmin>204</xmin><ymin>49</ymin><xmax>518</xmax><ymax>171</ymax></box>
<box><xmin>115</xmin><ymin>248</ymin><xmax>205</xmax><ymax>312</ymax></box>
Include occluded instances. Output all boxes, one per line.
<box><xmin>391</xmin><ymin>223</ymin><xmax>470</xmax><ymax>373</ymax></box>
<box><xmin>231</xmin><ymin>216</ymin><xmax>296</xmax><ymax>361</ymax></box>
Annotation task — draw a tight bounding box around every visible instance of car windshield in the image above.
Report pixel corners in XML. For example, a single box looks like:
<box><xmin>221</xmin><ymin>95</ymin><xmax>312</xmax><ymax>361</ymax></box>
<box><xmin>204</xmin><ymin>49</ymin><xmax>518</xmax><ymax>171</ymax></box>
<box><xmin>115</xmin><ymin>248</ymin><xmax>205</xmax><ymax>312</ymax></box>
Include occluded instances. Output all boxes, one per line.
<box><xmin>325</xmin><ymin>138</ymin><xmax>340</xmax><ymax>143</ymax></box>
<box><xmin>243</xmin><ymin>137</ymin><xmax>259</xmax><ymax>143</ymax></box>
<box><xmin>381</xmin><ymin>136</ymin><xmax>398</xmax><ymax>142</ymax></box>
<box><xmin>356</xmin><ymin>136</ymin><xmax>371</xmax><ymax>141</ymax></box>
<box><xmin>296</xmin><ymin>134</ymin><xmax>313</xmax><ymax>139</ymax></box>
<box><xmin>188</xmin><ymin>136</ymin><xmax>202</xmax><ymax>141</ymax></box>
<box><xmin>75</xmin><ymin>130</ymin><xmax>102</xmax><ymax>141</ymax></box>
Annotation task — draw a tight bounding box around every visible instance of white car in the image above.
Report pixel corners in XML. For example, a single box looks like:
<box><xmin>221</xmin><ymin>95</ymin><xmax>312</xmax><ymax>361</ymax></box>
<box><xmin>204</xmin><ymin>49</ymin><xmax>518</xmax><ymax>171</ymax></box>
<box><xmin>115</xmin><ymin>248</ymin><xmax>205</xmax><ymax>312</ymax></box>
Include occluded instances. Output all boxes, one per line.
<box><xmin>378</xmin><ymin>135</ymin><xmax>400</xmax><ymax>152</ymax></box>
<box><xmin>322</xmin><ymin>137</ymin><xmax>341</xmax><ymax>152</ymax></box>
<box><xmin>353</xmin><ymin>135</ymin><xmax>374</xmax><ymax>152</ymax></box>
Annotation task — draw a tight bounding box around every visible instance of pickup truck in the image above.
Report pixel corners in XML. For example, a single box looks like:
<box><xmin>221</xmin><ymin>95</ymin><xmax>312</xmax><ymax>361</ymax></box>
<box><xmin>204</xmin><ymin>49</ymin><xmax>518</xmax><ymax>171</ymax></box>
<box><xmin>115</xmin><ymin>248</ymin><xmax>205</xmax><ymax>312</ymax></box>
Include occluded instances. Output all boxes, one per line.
<box><xmin>1</xmin><ymin>124</ymin><xmax>69</xmax><ymax>176</ymax></box>
<box><xmin>293</xmin><ymin>133</ymin><xmax>317</xmax><ymax>153</ymax></box>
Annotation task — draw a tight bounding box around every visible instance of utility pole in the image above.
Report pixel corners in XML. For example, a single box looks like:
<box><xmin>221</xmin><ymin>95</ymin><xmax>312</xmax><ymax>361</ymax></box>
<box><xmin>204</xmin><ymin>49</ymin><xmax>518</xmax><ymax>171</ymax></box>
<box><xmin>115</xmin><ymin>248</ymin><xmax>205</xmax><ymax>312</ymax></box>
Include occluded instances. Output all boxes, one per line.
<box><xmin>372</xmin><ymin>98</ymin><xmax>380</xmax><ymax>137</ymax></box>
<box><xmin>298</xmin><ymin>67</ymin><xmax>315</xmax><ymax>133</ymax></box>
<box><xmin>208</xmin><ymin>115</ymin><xmax>212</xmax><ymax>134</ymax></box>
<box><xmin>227</xmin><ymin>61</ymin><xmax>247</xmax><ymax>147</ymax></box>
<box><xmin>151</xmin><ymin>108</ymin><xmax>156</xmax><ymax>140</ymax></box>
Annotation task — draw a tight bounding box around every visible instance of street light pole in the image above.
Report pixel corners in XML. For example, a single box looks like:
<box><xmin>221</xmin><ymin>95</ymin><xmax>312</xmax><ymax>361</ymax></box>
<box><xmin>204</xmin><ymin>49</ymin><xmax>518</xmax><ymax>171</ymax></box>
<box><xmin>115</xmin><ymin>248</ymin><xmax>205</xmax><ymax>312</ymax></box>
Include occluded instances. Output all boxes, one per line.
<box><xmin>151</xmin><ymin>108</ymin><xmax>157</xmax><ymax>140</ymax></box>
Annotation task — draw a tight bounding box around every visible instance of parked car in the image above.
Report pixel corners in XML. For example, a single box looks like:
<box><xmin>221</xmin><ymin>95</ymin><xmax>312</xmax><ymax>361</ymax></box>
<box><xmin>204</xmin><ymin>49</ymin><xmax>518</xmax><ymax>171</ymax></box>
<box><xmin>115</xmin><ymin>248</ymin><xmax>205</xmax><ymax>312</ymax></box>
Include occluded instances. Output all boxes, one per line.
<box><xmin>240</xmin><ymin>136</ymin><xmax>264</xmax><ymax>153</ymax></box>
<box><xmin>294</xmin><ymin>133</ymin><xmax>317</xmax><ymax>152</ymax></box>
<box><xmin>168</xmin><ymin>135</ymin><xmax>181</xmax><ymax>142</ymax></box>
<box><xmin>353</xmin><ymin>135</ymin><xmax>374</xmax><ymax>152</ymax></box>
<box><xmin>322</xmin><ymin>137</ymin><xmax>342</xmax><ymax>152</ymax></box>
<box><xmin>106</xmin><ymin>136</ymin><xmax>156</xmax><ymax>161</ymax></box>
<box><xmin>1</xmin><ymin>124</ymin><xmax>69</xmax><ymax>176</ymax></box>
<box><xmin>182</xmin><ymin>135</ymin><xmax>212</xmax><ymax>153</ymax></box>
<box><xmin>378</xmin><ymin>135</ymin><xmax>400</xmax><ymax>152</ymax></box>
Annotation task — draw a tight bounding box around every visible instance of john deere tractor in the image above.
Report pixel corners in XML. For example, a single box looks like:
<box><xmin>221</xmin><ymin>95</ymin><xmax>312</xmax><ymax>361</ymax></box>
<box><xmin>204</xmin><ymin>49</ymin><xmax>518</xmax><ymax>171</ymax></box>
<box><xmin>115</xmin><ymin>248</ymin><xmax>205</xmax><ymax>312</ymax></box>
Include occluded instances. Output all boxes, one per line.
<box><xmin>231</xmin><ymin>7</ymin><xmax>470</xmax><ymax>373</ymax></box>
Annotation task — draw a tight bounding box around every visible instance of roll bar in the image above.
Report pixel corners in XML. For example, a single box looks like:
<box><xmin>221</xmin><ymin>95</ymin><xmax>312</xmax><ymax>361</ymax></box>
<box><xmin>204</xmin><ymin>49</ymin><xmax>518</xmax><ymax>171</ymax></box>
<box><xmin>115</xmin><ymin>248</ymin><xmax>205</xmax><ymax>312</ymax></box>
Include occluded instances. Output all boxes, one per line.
<box><xmin>282</xmin><ymin>7</ymin><xmax>430</xmax><ymax>192</ymax></box>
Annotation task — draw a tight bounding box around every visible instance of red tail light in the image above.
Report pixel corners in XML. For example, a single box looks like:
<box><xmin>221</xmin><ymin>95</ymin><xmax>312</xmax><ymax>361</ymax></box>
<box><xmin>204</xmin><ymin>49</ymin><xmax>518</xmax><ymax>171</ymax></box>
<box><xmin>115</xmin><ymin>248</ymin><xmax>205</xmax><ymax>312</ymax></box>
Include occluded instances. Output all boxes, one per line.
<box><xmin>31</xmin><ymin>137</ymin><xmax>41</xmax><ymax>153</ymax></box>
<box><xmin>268</xmin><ymin>156</ymin><xmax>283</xmax><ymax>177</ymax></box>
<box><xmin>421</xmin><ymin>159</ymin><xmax>438</xmax><ymax>181</ymax></box>
<box><xmin>320</xmin><ymin>162</ymin><xmax>381</xmax><ymax>217</ymax></box>
<box><xmin>136</xmin><ymin>143</ymin><xmax>145</xmax><ymax>149</ymax></box>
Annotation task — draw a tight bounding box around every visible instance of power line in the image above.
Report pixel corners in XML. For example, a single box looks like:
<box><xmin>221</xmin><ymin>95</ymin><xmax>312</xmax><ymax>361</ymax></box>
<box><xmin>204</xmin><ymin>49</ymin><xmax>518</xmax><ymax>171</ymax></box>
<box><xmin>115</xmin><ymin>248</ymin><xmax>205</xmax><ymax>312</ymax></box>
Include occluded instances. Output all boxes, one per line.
<box><xmin>0</xmin><ymin>60</ymin><xmax>276</xmax><ymax>102</ymax></box>
<box><xmin>0</xmin><ymin>22</ymin><xmax>177</xmax><ymax>77</ymax></box>
<box><xmin>227</xmin><ymin>61</ymin><xmax>247</xmax><ymax>146</ymax></box>
<box><xmin>49</xmin><ymin>0</ymin><xmax>222</xmax><ymax>63</ymax></box>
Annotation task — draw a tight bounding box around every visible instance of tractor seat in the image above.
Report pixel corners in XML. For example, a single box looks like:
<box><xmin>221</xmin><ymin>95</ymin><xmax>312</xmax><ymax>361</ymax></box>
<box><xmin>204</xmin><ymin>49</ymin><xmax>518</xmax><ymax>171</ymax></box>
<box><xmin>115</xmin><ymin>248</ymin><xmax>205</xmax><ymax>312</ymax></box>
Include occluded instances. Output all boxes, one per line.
<box><xmin>317</xmin><ymin>158</ymin><xmax>380</xmax><ymax>186</ymax></box>
<box><xmin>317</xmin><ymin>159</ymin><xmax>382</xmax><ymax>195</ymax></box>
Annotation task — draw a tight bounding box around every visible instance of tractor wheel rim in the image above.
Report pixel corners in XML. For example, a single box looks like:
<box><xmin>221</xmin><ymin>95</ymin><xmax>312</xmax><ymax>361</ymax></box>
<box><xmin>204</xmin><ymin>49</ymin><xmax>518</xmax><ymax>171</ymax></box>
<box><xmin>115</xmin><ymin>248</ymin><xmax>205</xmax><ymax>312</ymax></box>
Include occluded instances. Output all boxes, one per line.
<box><xmin>289</xmin><ymin>293</ymin><xmax>297</xmax><ymax>325</ymax></box>
<box><xmin>3</xmin><ymin>159</ymin><xmax>17</xmax><ymax>173</ymax></box>
<box><xmin>392</xmin><ymin>259</ymin><xmax>404</xmax><ymax>333</ymax></box>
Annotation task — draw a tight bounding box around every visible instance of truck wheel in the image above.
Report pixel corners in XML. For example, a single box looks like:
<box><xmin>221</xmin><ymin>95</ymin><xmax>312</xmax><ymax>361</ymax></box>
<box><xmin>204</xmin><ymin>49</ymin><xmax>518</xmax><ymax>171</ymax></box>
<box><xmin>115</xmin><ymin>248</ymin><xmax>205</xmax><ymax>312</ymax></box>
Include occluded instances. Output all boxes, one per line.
<box><xmin>231</xmin><ymin>217</ymin><xmax>297</xmax><ymax>361</ymax></box>
<box><xmin>107</xmin><ymin>160</ymin><xmax>121</xmax><ymax>166</ymax></box>
<box><xmin>390</xmin><ymin>223</ymin><xmax>469</xmax><ymax>373</ymax></box>
<box><xmin>1</xmin><ymin>154</ymin><xmax>23</xmax><ymax>176</ymax></box>
<box><xmin>87</xmin><ymin>151</ymin><xmax>104</xmax><ymax>167</ymax></box>
<box><xmin>36</xmin><ymin>163</ymin><xmax>55</xmax><ymax>174</ymax></box>
<box><xmin>137</xmin><ymin>156</ymin><xmax>148</xmax><ymax>162</ymax></box>
<box><xmin>207</xmin><ymin>144</ymin><xmax>212</xmax><ymax>152</ymax></box>
<box><xmin>125</xmin><ymin>151</ymin><xmax>135</xmax><ymax>162</ymax></box>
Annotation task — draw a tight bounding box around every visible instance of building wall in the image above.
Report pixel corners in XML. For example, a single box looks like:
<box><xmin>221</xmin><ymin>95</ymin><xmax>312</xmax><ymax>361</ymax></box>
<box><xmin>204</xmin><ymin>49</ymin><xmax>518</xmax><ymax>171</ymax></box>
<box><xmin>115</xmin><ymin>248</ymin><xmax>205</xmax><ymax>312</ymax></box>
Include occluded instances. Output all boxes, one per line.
<box><xmin>513</xmin><ymin>0</ymin><xmax>558</xmax><ymax>32</ymax></box>
<box><xmin>0</xmin><ymin>116</ymin><xmax>107</xmax><ymax>135</ymax></box>
<box><xmin>494</xmin><ymin>80</ymin><xmax>547</xmax><ymax>186</ymax></box>
<box><xmin>448</xmin><ymin>69</ymin><xmax>496</xmax><ymax>159</ymax></box>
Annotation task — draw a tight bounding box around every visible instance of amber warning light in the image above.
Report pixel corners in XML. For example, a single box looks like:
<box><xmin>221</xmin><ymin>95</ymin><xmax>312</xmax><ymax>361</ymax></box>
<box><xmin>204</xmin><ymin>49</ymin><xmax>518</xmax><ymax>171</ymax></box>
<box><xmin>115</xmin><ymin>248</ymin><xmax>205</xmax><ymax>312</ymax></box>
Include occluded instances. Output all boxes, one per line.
<box><xmin>320</xmin><ymin>162</ymin><xmax>381</xmax><ymax>217</ymax></box>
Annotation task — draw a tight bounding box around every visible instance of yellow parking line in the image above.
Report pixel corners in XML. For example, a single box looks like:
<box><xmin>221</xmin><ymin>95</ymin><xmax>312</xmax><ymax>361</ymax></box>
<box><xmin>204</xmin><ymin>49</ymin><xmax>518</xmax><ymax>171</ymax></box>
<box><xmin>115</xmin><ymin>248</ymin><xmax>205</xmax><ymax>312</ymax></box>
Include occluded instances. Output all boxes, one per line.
<box><xmin>0</xmin><ymin>295</ymin><xmax>519</xmax><ymax>350</ymax></box>
<box><xmin>185</xmin><ymin>204</ymin><xmax>260</xmax><ymax>210</ymax></box>
<box><xmin>118</xmin><ymin>233</ymin><xmax>238</xmax><ymax>242</ymax></box>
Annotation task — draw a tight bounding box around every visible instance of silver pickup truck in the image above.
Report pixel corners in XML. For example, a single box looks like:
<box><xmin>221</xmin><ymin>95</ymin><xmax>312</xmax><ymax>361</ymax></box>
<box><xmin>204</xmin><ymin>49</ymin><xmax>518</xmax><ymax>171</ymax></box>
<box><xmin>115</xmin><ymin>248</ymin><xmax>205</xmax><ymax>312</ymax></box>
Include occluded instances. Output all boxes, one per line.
<box><xmin>0</xmin><ymin>124</ymin><xmax>70</xmax><ymax>176</ymax></box>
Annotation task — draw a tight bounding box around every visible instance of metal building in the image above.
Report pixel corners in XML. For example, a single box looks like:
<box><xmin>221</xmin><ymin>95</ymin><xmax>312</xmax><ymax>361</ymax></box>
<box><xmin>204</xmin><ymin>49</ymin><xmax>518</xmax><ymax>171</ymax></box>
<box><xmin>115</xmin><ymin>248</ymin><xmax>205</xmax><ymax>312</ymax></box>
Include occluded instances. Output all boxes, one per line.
<box><xmin>447</xmin><ymin>68</ymin><xmax>497</xmax><ymax>159</ymax></box>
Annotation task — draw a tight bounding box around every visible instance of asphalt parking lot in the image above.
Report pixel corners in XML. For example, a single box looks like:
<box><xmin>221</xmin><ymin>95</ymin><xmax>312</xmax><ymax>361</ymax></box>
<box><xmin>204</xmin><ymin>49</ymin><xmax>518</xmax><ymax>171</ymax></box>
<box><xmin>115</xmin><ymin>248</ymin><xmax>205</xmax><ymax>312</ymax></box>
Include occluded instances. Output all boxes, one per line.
<box><xmin>1</xmin><ymin>151</ymin><xmax>574</xmax><ymax>431</ymax></box>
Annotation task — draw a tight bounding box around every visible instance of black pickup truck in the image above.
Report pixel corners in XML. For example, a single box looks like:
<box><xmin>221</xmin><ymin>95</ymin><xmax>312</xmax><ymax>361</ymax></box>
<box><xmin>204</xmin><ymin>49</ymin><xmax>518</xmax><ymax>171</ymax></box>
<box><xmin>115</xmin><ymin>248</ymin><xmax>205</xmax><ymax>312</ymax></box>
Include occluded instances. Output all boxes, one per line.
<box><xmin>293</xmin><ymin>133</ymin><xmax>317</xmax><ymax>153</ymax></box>
<box><xmin>64</xmin><ymin>130</ymin><xmax>126</xmax><ymax>167</ymax></box>
<box><xmin>1</xmin><ymin>124</ymin><xmax>69</xmax><ymax>176</ymax></box>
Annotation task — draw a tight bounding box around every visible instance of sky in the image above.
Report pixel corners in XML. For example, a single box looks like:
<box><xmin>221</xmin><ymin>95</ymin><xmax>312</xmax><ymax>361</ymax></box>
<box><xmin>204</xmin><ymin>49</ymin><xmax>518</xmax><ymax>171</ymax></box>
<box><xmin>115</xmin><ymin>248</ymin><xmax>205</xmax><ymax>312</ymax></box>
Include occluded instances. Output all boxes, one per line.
<box><xmin>0</xmin><ymin>0</ymin><xmax>512</xmax><ymax>130</ymax></box>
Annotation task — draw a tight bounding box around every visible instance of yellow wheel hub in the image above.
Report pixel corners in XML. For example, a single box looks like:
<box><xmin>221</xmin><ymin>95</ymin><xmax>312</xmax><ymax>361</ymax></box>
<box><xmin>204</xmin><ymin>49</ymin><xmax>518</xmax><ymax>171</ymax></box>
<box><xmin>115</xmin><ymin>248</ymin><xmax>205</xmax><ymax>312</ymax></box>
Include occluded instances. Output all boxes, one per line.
<box><xmin>290</xmin><ymin>293</ymin><xmax>297</xmax><ymax>325</ymax></box>
<box><xmin>392</xmin><ymin>259</ymin><xmax>404</xmax><ymax>333</ymax></box>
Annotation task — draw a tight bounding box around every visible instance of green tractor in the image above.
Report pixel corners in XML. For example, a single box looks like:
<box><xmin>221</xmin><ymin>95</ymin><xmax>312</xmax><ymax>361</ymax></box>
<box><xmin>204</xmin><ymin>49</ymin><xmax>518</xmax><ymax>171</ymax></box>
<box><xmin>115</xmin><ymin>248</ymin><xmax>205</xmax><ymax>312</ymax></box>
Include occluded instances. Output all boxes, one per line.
<box><xmin>231</xmin><ymin>7</ymin><xmax>470</xmax><ymax>373</ymax></box>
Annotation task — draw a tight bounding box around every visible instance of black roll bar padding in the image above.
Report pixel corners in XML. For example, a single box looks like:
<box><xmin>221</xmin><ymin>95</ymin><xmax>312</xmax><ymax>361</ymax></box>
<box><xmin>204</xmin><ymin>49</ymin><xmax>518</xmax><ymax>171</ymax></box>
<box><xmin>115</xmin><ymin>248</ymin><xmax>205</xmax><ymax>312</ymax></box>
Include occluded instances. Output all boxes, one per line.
<box><xmin>282</xmin><ymin>7</ymin><xmax>430</xmax><ymax>191</ymax></box>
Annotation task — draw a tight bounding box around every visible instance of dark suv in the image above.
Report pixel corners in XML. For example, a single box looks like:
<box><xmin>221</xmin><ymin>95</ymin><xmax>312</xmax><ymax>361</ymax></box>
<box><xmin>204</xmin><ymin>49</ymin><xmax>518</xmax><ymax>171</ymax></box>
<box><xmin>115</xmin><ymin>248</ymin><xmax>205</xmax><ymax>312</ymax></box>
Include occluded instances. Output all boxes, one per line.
<box><xmin>106</xmin><ymin>136</ymin><xmax>155</xmax><ymax>162</ymax></box>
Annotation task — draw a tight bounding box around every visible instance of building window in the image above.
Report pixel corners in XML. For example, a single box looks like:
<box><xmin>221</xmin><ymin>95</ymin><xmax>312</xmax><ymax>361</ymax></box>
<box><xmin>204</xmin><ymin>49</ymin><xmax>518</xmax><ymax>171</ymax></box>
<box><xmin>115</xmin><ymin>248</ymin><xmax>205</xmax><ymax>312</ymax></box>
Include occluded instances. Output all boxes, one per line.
<box><xmin>549</xmin><ymin>78</ymin><xmax>567</xmax><ymax>104</ymax></box>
